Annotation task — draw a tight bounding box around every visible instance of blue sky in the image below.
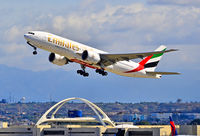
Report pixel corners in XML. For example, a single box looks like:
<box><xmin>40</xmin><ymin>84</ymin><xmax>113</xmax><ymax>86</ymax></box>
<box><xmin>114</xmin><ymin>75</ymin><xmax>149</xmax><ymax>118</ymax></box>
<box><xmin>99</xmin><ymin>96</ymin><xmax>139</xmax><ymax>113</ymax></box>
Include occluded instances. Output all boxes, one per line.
<box><xmin>0</xmin><ymin>0</ymin><xmax>199</xmax><ymax>102</ymax></box>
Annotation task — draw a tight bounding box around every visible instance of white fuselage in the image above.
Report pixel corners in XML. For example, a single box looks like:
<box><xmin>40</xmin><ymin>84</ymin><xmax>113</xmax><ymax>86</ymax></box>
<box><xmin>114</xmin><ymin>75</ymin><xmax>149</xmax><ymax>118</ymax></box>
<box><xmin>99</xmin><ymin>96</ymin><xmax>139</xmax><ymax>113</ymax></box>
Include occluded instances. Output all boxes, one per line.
<box><xmin>24</xmin><ymin>31</ymin><xmax>160</xmax><ymax>78</ymax></box>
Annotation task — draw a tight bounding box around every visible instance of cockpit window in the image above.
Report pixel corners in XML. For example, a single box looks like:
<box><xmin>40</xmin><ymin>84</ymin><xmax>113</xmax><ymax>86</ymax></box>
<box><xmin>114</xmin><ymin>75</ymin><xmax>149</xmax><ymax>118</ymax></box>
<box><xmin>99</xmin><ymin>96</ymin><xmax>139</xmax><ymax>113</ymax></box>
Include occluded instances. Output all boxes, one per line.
<box><xmin>28</xmin><ymin>32</ymin><xmax>35</xmax><ymax>35</ymax></box>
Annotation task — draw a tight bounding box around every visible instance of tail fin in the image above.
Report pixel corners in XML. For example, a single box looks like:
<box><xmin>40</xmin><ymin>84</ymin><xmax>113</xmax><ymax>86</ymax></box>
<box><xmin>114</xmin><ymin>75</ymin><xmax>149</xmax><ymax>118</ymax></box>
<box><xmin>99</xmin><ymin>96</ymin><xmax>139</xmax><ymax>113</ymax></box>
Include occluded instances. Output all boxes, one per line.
<box><xmin>140</xmin><ymin>45</ymin><xmax>166</xmax><ymax>72</ymax></box>
<box><xmin>169</xmin><ymin>116</ymin><xmax>178</xmax><ymax>136</ymax></box>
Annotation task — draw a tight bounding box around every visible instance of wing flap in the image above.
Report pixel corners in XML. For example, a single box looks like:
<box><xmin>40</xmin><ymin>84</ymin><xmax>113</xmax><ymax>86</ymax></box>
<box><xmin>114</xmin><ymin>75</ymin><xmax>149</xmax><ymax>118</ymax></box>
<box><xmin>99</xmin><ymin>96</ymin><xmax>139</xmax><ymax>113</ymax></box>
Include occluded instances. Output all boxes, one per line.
<box><xmin>146</xmin><ymin>71</ymin><xmax>181</xmax><ymax>75</ymax></box>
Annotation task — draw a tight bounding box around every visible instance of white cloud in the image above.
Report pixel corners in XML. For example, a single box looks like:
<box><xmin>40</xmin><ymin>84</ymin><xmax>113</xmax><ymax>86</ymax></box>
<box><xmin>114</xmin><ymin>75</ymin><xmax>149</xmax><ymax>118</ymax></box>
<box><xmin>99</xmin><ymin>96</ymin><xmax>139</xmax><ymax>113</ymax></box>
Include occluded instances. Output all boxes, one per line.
<box><xmin>52</xmin><ymin>16</ymin><xmax>65</xmax><ymax>33</ymax></box>
<box><xmin>28</xmin><ymin>2</ymin><xmax>198</xmax><ymax>49</ymax></box>
<box><xmin>1</xmin><ymin>43</ymin><xmax>27</xmax><ymax>54</ymax></box>
<box><xmin>0</xmin><ymin>43</ymin><xmax>30</xmax><ymax>67</ymax></box>
<box><xmin>0</xmin><ymin>1</ymin><xmax>200</xmax><ymax>71</ymax></box>
<box><xmin>4</xmin><ymin>26</ymin><xmax>21</xmax><ymax>42</ymax></box>
<box><xmin>0</xmin><ymin>44</ymin><xmax>58</xmax><ymax>71</ymax></box>
<box><xmin>148</xmin><ymin>0</ymin><xmax>200</xmax><ymax>6</ymax></box>
<box><xmin>80</xmin><ymin>0</ymin><xmax>95</xmax><ymax>9</ymax></box>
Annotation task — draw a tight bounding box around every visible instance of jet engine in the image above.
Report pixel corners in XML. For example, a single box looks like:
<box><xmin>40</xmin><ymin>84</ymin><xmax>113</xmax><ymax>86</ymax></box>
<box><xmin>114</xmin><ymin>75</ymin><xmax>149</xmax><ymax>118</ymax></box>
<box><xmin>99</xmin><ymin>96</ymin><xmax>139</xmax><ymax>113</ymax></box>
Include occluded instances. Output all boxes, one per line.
<box><xmin>82</xmin><ymin>50</ymin><xmax>101</xmax><ymax>64</ymax></box>
<box><xmin>48</xmin><ymin>53</ymin><xmax>68</xmax><ymax>66</ymax></box>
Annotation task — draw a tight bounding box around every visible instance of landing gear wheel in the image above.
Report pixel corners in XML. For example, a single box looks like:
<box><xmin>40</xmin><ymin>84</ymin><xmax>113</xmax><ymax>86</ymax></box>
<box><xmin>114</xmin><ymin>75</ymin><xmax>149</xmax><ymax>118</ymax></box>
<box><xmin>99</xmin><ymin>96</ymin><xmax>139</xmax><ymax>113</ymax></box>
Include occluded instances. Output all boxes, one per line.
<box><xmin>77</xmin><ymin>65</ymin><xmax>89</xmax><ymax>77</ymax></box>
<box><xmin>83</xmin><ymin>72</ymin><xmax>89</xmax><ymax>77</ymax></box>
<box><xmin>33</xmin><ymin>51</ymin><xmax>37</xmax><ymax>55</ymax></box>
<box><xmin>80</xmin><ymin>70</ymin><xmax>84</xmax><ymax>75</ymax></box>
<box><xmin>102</xmin><ymin>72</ymin><xmax>108</xmax><ymax>76</ymax></box>
<box><xmin>99</xmin><ymin>70</ymin><xmax>103</xmax><ymax>74</ymax></box>
<box><xmin>96</xmin><ymin>69</ymin><xmax>108</xmax><ymax>76</ymax></box>
<box><xmin>77</xmin><ymin>70</ymin><xmax>81</xmax><ymax>74</ymax></box>
<box><xmin>95</xmin><ymin>69</ymin><xmax>100</xmax><ymax>73</ymax></box>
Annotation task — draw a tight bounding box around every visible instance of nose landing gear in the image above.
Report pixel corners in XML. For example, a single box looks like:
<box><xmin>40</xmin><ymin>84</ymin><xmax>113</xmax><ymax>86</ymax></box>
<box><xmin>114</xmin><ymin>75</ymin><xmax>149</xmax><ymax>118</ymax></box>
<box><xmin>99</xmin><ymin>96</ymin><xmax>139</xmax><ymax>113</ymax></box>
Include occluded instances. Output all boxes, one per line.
<box><xmin>33</xmin><ymin>47</ymin><xmax>37</xmax><ymax>55</ymax></box>
<box><xmin>27</xmin><ymin>42</ymin><xmax>37</xmax><ymax>55</ymax></box>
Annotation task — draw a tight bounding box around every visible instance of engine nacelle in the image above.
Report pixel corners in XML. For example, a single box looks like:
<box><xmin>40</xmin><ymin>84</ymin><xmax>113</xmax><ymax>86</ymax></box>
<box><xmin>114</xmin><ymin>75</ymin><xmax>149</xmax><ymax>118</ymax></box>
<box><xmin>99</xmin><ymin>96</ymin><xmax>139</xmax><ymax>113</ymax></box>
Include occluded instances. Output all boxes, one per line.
<box><xmin>82</xmin><ymin>50</ymin><xmax>101</xmax><ymax>64</ymax></box>
<box><xmin>49</xmin><ymin>53</ymin><xmax>68</xmax><ymax>66</ymax></box>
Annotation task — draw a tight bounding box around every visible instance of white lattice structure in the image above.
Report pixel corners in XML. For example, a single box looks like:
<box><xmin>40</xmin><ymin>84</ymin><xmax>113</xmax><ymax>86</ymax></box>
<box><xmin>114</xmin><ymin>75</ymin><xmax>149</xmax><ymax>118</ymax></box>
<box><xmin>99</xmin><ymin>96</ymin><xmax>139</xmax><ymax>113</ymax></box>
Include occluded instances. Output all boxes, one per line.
<box><xmin>35</xmin><ymin>97</ymin><xmax>115</xmax><ymax>127</ymax></box>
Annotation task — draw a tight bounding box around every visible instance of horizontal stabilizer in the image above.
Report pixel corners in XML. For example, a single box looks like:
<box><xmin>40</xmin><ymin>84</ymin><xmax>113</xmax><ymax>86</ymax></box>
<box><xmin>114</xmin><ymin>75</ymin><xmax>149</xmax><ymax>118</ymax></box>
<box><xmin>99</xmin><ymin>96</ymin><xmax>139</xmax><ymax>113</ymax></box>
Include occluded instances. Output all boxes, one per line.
<box><xmin>146</xmin><ymin>71</ymin><xmax>180</xmax><ymax>75</ymax></box>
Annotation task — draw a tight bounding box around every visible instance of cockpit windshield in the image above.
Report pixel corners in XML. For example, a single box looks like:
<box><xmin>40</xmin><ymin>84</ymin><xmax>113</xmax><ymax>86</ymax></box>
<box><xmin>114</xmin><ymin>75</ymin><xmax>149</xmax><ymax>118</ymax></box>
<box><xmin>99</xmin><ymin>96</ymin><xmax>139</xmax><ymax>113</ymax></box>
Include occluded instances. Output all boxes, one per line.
<box><xmin>28</xmin><ymin>32</ymin><xmax>35</xmax><ymax>35</ymax></box>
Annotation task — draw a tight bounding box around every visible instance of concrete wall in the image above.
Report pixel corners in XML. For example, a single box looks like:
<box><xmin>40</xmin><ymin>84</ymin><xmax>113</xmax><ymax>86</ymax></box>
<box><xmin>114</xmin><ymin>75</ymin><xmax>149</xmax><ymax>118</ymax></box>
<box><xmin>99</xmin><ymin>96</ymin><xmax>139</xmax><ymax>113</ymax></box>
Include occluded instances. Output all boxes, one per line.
<box><xmin>136</xmin><ymin>125</ymin><xmax>174</xmax><ymax>136</ymax></box>
<box><xmin>197</xmin><ymin>125</ymin><xmax>200</xmax><ymax>136</ymax></box>
<box><xmin>126</xmin><ymin>128</ymin><xmax>160</xmax><ymax>136</ymax></box>
<box><xmin>0</xmin><ymin>127</ymin><xmax>38</xmax><ymax>136</ymax></box>
<box><xmin>0</xmin><ymin>122</ymin><xmax>8</xmax><ymax>128</ymax></box>
<box><xmin>42</xmin><ymin>127</ymin><xmax>99</xmax><ymax>136</ymax></box>
<box><xmin>41</xmin><ymin>127</ymin><xmax>119</xmax><ymax>136</ymax></box>
<box><xmin>179</xmin><ymin>125</ymin><xmax>198</xmax><ymax>135</ymax></box>
<box><xmin>0</xmin><ymin>125</ymin><xmax>199</xmax><ymax>136</ymax></box>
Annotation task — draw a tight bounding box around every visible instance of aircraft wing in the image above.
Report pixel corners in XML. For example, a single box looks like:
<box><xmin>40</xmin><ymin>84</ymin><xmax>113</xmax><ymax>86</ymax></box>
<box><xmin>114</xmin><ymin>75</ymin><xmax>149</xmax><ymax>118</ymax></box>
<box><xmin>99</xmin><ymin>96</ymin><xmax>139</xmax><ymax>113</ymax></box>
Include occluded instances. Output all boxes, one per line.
<box><xmin>100</xmin><ymin>49</ymin><xmax>178</xmax><ymax>67</ymax></box>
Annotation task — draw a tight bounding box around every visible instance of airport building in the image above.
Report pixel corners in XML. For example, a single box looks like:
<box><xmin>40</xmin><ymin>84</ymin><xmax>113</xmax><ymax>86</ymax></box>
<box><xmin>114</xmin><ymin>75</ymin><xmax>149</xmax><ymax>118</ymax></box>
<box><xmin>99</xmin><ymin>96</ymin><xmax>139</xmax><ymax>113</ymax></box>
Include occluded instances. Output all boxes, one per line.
<box><xmin>0</xmin><ymin>98</ymin><xmax>199</xmax><ymax>136</ymax></box>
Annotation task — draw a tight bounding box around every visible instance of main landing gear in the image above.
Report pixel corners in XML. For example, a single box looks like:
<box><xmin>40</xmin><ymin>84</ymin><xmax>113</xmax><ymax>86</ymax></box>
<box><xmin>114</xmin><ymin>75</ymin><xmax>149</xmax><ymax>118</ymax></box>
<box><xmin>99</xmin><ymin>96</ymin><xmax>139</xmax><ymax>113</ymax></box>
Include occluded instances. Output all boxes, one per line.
<box><xmin>33</xmin><ymin>47</ymin><xmax>37</xmax><ymax>55</ymax></box>
<box><xmin>77</xmin><ymin>65</ymin><xmax>108</xmax><ymax>77</ymax></box>
<box><xmin>95</xmin><ymin>69</ymin><xmax>108</xmax><ymax>76</ymax></box>
<box><xmin>77</xmin><ymin>65</ymin><xmax>89</xmax><ymax>77</ymax></box>
<box><xmin>27</xmin><ymin>42</ymin><xmax>37</xmax><ymax>55</ymax></box>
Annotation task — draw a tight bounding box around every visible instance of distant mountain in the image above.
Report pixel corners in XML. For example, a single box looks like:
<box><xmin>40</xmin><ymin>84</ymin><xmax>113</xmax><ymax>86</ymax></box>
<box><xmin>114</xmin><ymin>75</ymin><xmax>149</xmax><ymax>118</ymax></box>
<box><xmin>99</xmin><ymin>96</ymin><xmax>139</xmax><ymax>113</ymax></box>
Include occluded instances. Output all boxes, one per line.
<box><xmin>0</xmin><ymin>64</ymin><xmax>118</xmax><ymax>102</ymax></box>
<box><xmin>0</xmin><ymin>64</ymin><xmax>79</xmax><ymax>102</ymax></box>
<box><xmin>0</xmin><ymin>64</ymin><xmax>198</xmax><ymax>103</ymax></box>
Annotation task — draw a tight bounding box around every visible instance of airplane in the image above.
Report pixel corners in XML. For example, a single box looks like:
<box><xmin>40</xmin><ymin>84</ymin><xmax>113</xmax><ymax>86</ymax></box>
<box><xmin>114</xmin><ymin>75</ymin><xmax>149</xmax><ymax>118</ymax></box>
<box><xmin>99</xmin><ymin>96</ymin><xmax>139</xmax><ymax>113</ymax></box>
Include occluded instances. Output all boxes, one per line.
<box><xmin>24</xmin><ymin>31</ymin><xmax>180</xmax><ymax>78</ymax></box>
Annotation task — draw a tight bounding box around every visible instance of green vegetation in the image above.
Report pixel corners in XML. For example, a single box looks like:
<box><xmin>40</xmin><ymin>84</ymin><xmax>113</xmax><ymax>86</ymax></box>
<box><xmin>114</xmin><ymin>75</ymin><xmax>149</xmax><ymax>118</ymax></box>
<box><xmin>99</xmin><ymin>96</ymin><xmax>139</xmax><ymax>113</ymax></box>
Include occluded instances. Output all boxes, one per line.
<box><xmin>0</xmin><ymin>101</ymin><xmax>200</xmax><ymax>125</ymax></box>
<box><xmin>135</xmin><ymin>121</ymin><xmax>150</xmax><ymax>125</ymax></box>
<box><xmin>190</xmin><ymin>119</ymin><xmax>200</xmax><ymax>125</ymax></box>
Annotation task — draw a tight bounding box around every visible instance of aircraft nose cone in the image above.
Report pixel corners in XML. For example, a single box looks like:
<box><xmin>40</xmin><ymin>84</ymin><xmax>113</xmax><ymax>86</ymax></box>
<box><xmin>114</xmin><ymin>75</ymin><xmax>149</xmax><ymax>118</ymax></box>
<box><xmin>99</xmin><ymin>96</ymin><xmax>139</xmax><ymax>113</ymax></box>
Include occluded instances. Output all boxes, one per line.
<box><xmin>24</xmin><ymin>34</ymin><xmax>28</xmax><ymax>38</ymax></box>
<box><xmin>24</xmin><ymin>34</ymin><xmax>29</xmax><ymax>40</ymax></box>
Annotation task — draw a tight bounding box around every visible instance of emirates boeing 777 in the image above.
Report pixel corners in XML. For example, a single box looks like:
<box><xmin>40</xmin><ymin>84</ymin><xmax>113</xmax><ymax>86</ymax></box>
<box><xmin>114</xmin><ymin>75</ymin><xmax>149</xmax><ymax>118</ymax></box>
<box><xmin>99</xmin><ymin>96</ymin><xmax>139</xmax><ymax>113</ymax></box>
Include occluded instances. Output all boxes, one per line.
<box><xmin>24</xmin><ymin>31</ymin><xmax>179</xmax><ymax>78</ymax></box>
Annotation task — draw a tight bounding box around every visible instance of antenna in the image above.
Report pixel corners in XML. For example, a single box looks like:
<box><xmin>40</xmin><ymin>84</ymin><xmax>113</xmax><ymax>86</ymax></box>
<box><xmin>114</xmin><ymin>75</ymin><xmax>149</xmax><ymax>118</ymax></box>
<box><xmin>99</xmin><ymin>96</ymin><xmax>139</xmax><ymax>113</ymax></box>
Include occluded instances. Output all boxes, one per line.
<box><xmin>20</xmin><ymin>97</ymin><xmax>26</xmax><ymax>103</ymax></box>
<box><xmin>49</xmin><ymin>94</ymin><xmax>52</xmax><ymax>102</ymax></box>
